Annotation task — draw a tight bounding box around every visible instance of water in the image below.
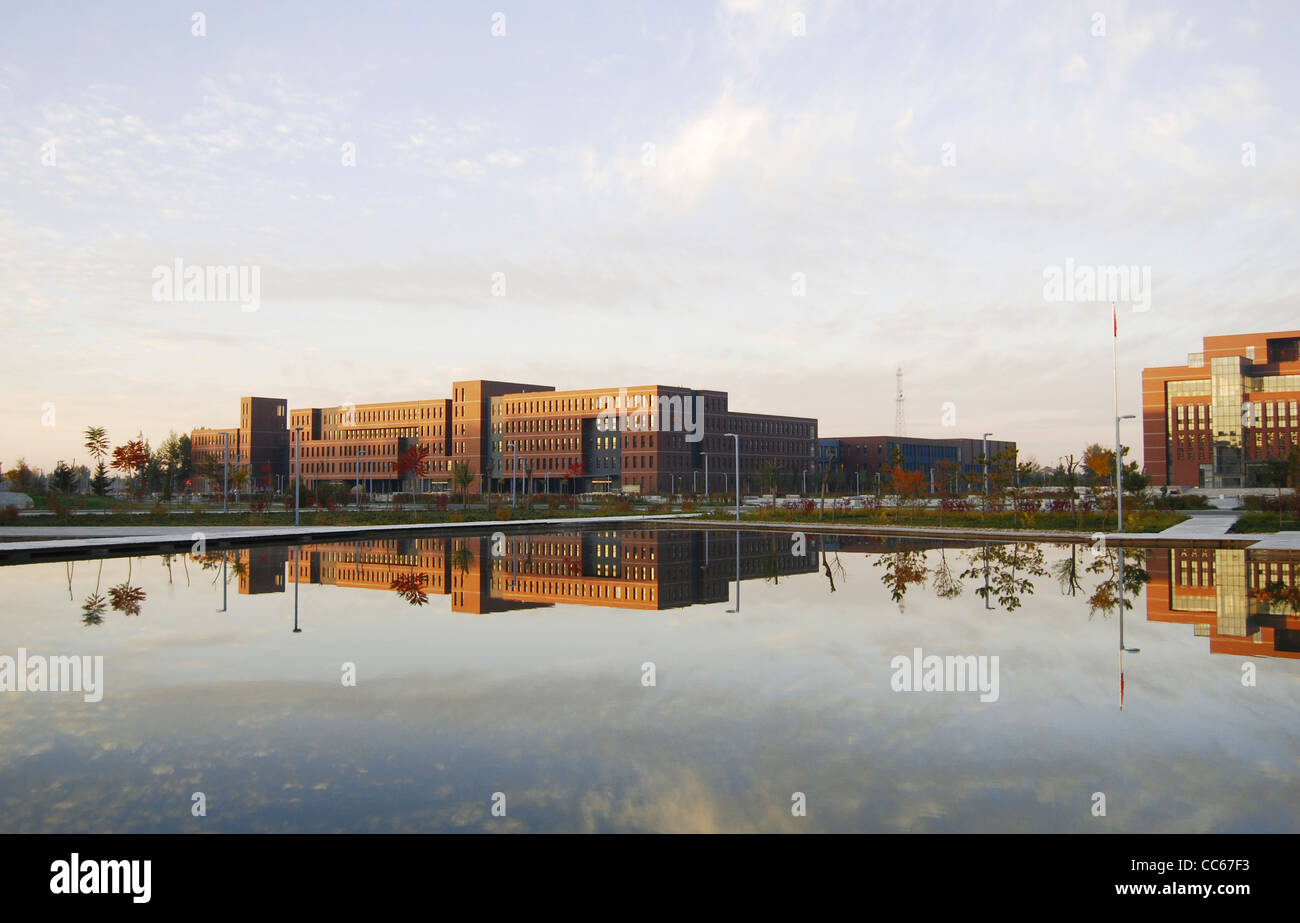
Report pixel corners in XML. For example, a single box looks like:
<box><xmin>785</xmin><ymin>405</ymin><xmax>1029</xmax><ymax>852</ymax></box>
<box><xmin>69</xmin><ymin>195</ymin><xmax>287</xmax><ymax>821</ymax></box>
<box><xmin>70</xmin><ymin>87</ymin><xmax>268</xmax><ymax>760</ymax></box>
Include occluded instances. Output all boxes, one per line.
<box><xmin>1</xmin><ymin>527</ymin><xmax>1296</xmax><ymax>833</ymax></box>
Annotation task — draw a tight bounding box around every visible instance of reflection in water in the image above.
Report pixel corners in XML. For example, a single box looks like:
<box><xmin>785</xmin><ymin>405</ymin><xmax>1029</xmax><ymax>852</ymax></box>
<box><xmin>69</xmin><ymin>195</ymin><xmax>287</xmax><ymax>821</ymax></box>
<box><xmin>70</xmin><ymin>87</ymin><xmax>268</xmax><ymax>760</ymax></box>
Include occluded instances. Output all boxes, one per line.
<box><xmin>1147</xmin><ymin>546</ymin><xmax>1300</xmax><ymax>660</ymax></box>
<box><xmin>58</xmin><ymin>529</ymin><xmax>1300</xmax><ymax>664</ymax></box>
<box><xmin>10</xmin><ymin>527</ymin><xmax>1300</xmax><ymax>833</ymax></box>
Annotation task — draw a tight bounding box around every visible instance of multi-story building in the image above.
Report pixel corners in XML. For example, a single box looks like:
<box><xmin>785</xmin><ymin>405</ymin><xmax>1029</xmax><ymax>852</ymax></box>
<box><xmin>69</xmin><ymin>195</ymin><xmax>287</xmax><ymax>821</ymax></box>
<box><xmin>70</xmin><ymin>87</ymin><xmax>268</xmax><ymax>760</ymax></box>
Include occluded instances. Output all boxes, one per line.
<box><xmin>191</xmin><ymin>396</ymin><xmax>288</xmax><ymax>493</ymax></box>
<box><xmin>194</xmin><ymin>380</ymin><xmax>818</xmax><ymax>496</ymax></box>
<box><xmin>818</xmin><ymin>435</ymin><xmax>1017</xmax><ymax>492</ymax></box>
<box><xmin>1142</xmin><ymin>330</ymin><xmax>1300</xmax><ymax>488</ymax></box>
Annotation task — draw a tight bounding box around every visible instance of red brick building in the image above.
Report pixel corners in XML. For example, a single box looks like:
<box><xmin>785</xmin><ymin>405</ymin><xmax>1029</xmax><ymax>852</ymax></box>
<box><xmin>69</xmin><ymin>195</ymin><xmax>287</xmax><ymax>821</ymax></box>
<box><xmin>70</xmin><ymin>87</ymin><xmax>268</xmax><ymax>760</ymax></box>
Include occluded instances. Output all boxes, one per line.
<box><xmin>194</xmin><ymin>380</ymin><xmax>817</xmax><ymax>496</ymax></box>
<box><xmin>1142</xmin><ymin>330</ymin><xmax>1300</xmax><ymax>487</ymax></box>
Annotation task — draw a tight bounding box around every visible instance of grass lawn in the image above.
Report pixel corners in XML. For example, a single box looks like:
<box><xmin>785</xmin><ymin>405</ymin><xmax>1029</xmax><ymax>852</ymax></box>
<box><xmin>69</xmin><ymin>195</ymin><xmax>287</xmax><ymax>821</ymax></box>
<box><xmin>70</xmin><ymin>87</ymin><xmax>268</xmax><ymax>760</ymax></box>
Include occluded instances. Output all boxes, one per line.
<box><xmin>1231</xmin><ymin>512</ymin><xmax>1300</xmax><ymax>533</ymax></box>
<box><xmin>700</xmin><ymin>506</ymin><xmax>1187</xmax><ymax>533</ymax></box>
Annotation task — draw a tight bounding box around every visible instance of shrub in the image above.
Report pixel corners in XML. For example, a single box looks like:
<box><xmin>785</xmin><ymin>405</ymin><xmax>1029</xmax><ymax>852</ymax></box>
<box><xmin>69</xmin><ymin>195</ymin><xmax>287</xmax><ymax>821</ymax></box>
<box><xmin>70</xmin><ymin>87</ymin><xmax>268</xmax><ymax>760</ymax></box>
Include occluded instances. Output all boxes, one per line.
<box><xmin>0</xmin><ymin>506</ymin><xmax>18</xmax><ymax>523</ymax></box>
<box><xmin>47</xmin><ymin>496</ymin><xmax>71</xmax><ymax>517</ymax></box>
<box><xmin>150</xmin><ymin>502</ymin><xmax>168</xmax><ymax>516</ymax></box>
<box><xmin>435</xmin><ymin>494</ymin><xmax>449</xmax><ymax>511</ymax></box>
<box><xmin>615</xmin><ymin>499</ymin><xmax>632</xmax><ymax>513</ymax></box>
<box><xmin>1152</xmin><ymin>493</ymin><xmax>1212</xmax><ymax>511</ymax></box>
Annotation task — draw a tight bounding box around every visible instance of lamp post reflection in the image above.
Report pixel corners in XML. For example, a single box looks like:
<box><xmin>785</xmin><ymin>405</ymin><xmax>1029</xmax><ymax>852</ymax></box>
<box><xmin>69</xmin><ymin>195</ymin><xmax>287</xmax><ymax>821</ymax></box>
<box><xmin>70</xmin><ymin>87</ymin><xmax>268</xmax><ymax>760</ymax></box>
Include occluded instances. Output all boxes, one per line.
<box><xmin>982</xmin><ymin>542</ymin><xmax>992</xmax><ymax>609</ymax></box>
<box><xmin>292</xmin><ymin>545</ymin><xmax>302</xmax><ymax>633</ymax></box>
<box><xmin>727</xmin><ymin>531</ymin><xmax>741</xmax><ymax>613</ymax></box>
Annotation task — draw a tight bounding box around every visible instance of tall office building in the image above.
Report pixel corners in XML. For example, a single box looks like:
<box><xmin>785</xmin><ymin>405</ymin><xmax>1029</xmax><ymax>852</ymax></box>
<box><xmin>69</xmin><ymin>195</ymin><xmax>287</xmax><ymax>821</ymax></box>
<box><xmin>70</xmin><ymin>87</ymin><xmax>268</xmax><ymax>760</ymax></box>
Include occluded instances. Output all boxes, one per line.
<box><xmin>194</xmin><ymin>379</ymin><xmax>817</xmax><ymax>496</ymax></box>
<box><xmin>1142</xmin><ymin>330</ymin><xmax>1300</xmax><ymax>488</ymax></box>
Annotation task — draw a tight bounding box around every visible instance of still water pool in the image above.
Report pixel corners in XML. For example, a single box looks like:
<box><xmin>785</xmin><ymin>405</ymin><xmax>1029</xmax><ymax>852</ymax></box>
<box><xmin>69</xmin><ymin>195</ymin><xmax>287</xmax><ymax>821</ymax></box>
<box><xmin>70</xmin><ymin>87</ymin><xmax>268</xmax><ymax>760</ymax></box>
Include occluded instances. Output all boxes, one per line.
<box><xmin>1</xmin><ymin>527</ymin><xmax>1296</xmax><ymax>832</ymax></box>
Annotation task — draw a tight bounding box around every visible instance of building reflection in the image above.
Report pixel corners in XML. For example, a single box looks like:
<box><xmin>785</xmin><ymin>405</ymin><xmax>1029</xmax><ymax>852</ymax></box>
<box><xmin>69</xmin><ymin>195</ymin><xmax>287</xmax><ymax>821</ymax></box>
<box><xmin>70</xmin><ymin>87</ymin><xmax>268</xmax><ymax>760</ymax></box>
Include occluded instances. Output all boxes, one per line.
<box><xmin>1146</xmin><ymin>548</ymin><xmax>1300</xmax><ymax>659</ymax></box>
<box><xmin>243</xmin><ymin>529</ymin><xmax>823</xmax><ymax>613</ymax></box>
<box><xmin>230</xmin><ymin>533</ymin><xmax>1299</xmax><ymax>658</ymax></box>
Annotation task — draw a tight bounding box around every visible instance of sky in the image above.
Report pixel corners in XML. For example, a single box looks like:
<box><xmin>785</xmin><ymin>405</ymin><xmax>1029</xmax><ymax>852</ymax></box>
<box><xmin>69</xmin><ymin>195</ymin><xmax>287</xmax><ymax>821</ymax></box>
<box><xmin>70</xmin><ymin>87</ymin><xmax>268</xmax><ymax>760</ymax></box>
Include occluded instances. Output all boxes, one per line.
<box><xmin>2</xmin><ymin>0</ymin><xmax>1298</xmax><ymax>473</ymax></box>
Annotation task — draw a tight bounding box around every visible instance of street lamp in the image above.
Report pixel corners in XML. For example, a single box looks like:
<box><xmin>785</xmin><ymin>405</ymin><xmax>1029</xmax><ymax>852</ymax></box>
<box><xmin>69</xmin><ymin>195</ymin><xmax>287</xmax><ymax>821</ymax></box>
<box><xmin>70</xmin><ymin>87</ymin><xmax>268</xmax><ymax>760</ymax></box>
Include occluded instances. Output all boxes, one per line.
<box><xmin>355</xmin><ymin>446</ymin><xmax>365</xmax><ymax>511</ymax></box>
<box><xmin>506</xmin><ymin>443</ymin><xmax>518</xmax><ymax>507</ymax></box>
<box><xmin>725</xmin><ymin>433</ymin><xmax>739</xmax><ymax>520</ymax></box>
<box><xmin>1115</xmin><ymin>414</ymin><xmax>1136</xmax><ymax>531</ymax></box>
<box><xmin>703</xmin><ymin>452</ymin><xmax>709</xmax><ymax>500</ymax></box>
<box><xmin>982</xmin><ymin>432</ymin><xmax>993</xmax><ymax>498</ymax></box>
<box><xmin>293</xmin><ymin>426</ymin><xmax>304</xmax><ymax>525</ymax></box>
<box><xmin>221</xmin><ymin>432</ymin><xmax>229</xmax><ymax>513</ymax></box>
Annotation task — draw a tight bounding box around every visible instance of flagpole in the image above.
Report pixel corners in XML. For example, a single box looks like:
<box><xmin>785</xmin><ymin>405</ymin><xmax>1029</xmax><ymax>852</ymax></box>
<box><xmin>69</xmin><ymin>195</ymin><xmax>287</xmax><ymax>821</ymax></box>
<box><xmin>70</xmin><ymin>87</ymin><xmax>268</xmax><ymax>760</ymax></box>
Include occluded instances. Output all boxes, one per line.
<box><xmin>1113</xmin><ymin>301</ymin><xmax>1121</xmax><ymax>531</ymax></box>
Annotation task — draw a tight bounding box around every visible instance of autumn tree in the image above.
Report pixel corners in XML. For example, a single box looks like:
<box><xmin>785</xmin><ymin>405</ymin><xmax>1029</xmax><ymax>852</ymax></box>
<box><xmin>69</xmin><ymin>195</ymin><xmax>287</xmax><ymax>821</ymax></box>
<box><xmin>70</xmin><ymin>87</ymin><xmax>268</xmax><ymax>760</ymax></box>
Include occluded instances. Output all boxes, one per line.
<box><xmin>111</xmin><ymin>439</ymin><xmax>151</xmax><ymax>497</ymax></box>
<box><xmin>83</xmin><ymin>426</ymin><xmax>111</xmax><ymax>496</ymax></box>
<box><xmin>394</xmin><ymin>446</ymin><xmax>430</xmax><ymax>501</ymax></box>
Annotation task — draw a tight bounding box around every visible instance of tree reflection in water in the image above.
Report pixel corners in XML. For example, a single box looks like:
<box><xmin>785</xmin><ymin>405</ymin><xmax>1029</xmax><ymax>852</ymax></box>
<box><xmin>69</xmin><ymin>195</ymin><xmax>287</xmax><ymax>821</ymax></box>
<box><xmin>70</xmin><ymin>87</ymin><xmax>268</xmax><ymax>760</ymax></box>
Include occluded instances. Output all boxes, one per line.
<box><xmin>931</xmin><ymin>547</ymin><xmax>964</xmax><ymax>600</ymax></box>
<box><xmin>959</xmin><ymin>543</ymin><xmax>1047</xmax><ymax>612</ymax></box>
<box><xmin>874</xmin><ymin>547</ymin><xmax>930</xmax><ymax>609</ymax></box>
<box><xmin>390</xmin><ymin>572</ymin><xmax>430</xmax><ymax>606</ymax></box>
<box><xmin>1084</xmin><ymin>547</ymin><xmax>1150</xmax><ymax>619</ymax></box>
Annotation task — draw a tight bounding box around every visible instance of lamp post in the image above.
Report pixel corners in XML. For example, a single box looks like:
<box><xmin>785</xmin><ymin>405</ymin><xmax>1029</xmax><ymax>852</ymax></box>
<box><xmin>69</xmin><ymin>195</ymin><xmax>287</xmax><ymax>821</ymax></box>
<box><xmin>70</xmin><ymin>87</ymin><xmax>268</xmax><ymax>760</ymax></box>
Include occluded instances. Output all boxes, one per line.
<box><xmin>507</xmin><ymin>443</ymin><xmax>517</xmax><ymax>507</ymax></box>
<box><xmin>355</xmin><ymin>446</ymin><xmax>364</xmax><ymax>511</ymax></box>
<box><xmin>704</xmin><ymin>453</ymin><xmax>709</xmax><ymax>500</ymax></box>
<box><xmin>1116</xmin><ymin>413</ymin><xmax>1136</xmax><ymax>531</ymax></box>
<box><xmin>221</xmin><ymin>432</ymin><xmax>229</xmax><ymax>513</ymax></box>
<box><xmin>725</xmin><ymin>433</ymin><xmax>739</xmax><ymax>520</ymax></box>
<box><xmin>982</xmin><ymin>432</ymin><xmax>992</xmax><ymax>498</ymax></box>
<box><xmin>293</xmin><ymin>426</ymin><xmax>303</xmax><ymax>525</ymax></box>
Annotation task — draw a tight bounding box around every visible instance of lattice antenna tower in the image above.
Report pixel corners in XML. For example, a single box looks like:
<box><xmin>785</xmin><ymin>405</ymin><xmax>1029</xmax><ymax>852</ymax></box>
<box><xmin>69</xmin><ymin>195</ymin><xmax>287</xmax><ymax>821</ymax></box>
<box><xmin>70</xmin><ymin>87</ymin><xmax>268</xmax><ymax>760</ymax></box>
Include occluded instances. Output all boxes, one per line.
<box><xmin>894</xmin><ymin>366</ymin><xmax>906</xmax><ymax>436</ymax></box>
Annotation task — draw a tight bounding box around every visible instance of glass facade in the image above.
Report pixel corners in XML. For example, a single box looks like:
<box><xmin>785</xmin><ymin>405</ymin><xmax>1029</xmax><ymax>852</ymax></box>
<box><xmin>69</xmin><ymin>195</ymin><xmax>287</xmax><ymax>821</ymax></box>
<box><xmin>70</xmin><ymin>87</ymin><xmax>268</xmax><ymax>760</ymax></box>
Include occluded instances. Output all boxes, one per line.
<box><xmin>1210</xmin><ymin>356</ymin><xmax>1247</xmax><ymax>487</ymax></box>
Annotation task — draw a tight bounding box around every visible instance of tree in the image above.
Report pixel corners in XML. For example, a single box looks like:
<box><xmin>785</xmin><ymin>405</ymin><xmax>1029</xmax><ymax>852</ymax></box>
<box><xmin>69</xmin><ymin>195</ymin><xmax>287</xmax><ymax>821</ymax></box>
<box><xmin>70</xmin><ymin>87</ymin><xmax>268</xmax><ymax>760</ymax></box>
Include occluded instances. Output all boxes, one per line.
<box><xmin>111</xmin><ymin>439</ymin><xmax>151</xmax><ymax>496</ymax></box>
<box><xmin>157</xmin><ymin>431</ymin><xmax>187</xmax><ymax>499</ymax></box>
<box><xmin>195</xmin><ymin>453</ymin><xmax>224</xmax><ymax>497</ymax></box>
<box><xmin>1082</xmin><ymin>443</ymin><xmax>1112</xmax><ymax>484</ymax></box>
<box><xmin>90</xmin><ymin>464</ymin><xmax>112</xmax><ymax>497</ymax></box>
<box><xmin>50</xmin><ymin>460</ymin><xmax>77</xmax><ymax>494</ymax></box>
<box><xmin>83</xmin><ymin>427</ymin><xmax>109</xmax><ymax>462</ymax></box>
<box><xmin>84</xmin><ymin>427</ymin><xmax>111</xmax><ymax>496</ymax></box>
<box><xmin>759</xmin><ymin>460</ymin><xmax>780</xmax><ymax>507</ymax></box>
<box><xmin>4</xmin><ymin>459</ymin><xmax>39</xmax><ymax>494</ymax></box>
<box><xmin>394</xmin><ymin>446</ymin><xmax>430</xmax><ymax>501</ymax></box>
<box><xmin>1262</xmin><ymin>457</ymin><xmax>1291</xmax><ymax>528</ymax></box>
<box><xmin>451</xmin><ymin>460</ymin><xmax>473</xmax><ymax>509</ymax></box>
<box><xmin>886</xmin><ymin>464</ymin><xmax>926</xmax><ymax>521</ymax></box>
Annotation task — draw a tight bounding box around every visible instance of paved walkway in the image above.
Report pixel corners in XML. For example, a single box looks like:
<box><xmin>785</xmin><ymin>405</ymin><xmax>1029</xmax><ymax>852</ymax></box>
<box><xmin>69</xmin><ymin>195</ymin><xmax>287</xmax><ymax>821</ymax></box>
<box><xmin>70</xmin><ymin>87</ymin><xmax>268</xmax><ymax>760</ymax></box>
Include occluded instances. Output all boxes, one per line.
<box><xmin>1141</xmin><ymin>510</ymin><xmax>1300</xmax><ymax>551</ymax></box>
<box><xmin>1150</xmin><ymin>511</ymin><xmax>1240</xmax><ymax>540</ymax></box>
